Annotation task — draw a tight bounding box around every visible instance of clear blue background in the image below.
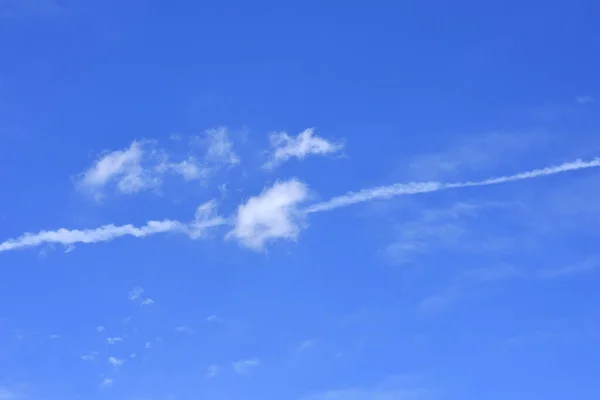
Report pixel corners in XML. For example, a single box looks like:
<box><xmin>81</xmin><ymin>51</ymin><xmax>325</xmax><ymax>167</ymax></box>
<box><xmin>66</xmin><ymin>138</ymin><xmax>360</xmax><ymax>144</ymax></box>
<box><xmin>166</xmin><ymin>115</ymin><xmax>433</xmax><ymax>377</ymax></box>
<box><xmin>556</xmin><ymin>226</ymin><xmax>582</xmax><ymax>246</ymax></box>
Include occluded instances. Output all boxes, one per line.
<box><xmin>1</xmin><ymin>0</ymin><xmax>600</xmax><ymax>399</ymax></box>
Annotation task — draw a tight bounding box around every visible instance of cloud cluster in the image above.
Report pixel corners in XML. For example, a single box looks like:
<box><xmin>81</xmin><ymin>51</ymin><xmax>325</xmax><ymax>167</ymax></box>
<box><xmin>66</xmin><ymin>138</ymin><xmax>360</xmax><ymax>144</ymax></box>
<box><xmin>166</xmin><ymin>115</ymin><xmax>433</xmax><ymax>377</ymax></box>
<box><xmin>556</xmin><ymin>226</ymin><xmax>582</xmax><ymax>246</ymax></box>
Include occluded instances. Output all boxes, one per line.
<box><xmin>76</xmin><ymin>129</ymin><xmax>240</xmax><ymax>199</ymax></box>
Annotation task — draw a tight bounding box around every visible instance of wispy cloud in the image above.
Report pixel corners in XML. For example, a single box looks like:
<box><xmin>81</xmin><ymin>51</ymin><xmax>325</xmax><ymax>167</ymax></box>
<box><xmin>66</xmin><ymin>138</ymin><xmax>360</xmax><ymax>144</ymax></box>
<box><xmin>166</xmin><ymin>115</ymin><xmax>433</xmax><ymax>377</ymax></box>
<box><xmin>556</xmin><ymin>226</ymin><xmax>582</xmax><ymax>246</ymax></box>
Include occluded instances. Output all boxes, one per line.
<box><xmin>294</xmin><ymin>339</ymin><xmax>315</xmax><ymax>353</ymax></box>
<box><xmin>76</xmin><ymin>130</ymin><xmax>239</xmax><ymax>200</ymax></box>
<box><xmin>0</xmin><ymin>386</ymin><xmax>20</xmax><ymax>400</ymax></box>
<box><xmin>108</xmin><ymin>357</ymin><xmax>124</xmax><ymax>367</ymax></box>
<box><xmin>101</xmin><ymin>378</ymin><xmax>114</xmax><ymax>388</ymax></box>
<box><xmin>106</xmin><ymin>337</ymin><xmax>123</xmax><ymax>345</ymax></box>
<box><xmin>300</xmin><ymin>375</ymin><xmax>431</xmax><ymax>400</ymax></box>
<box><xmin>203</xmin><ymin>127</ymin><xmax>240</xmax><ymax>166</ymax></box>
<box><xmin>128</xmin><ymin>287</ymin><xmax>144</xmax><ymax>301</ymax></box>
<box><xmin>227</xmin><ymin>179</ymin><xmax>310</xmax><ymax>249</ymax></box>
<box><xmin>576</xmin><ymin>95</ymin><xmax>594</xmax><ymax>105</ymax></box>
<box><xmin>406</xmin><ymin>132</ymin><xmax>547</xmax><ymax>180</ymax></box>
<box><xmin>96</xmin><ymin>326</ymin><xmax>105</xmax><ymax>333</ymax></box>
<box><xmin>174</xmin><ymin>326</ymin><xmax>194</xmax><ymax>334</ymax></box>
<box><xmin>206</xmin><ymin>365</ymin><xmax>219</xmax><ymax>378</ymax></box>
<box><xmin>141</xmin><ymin>298</ymin><xmax>154</xmax><ymax>306</ymax></box>
<box><xmin>77</xmin><ymin>140</ymin><xmax>160</xmax><ymax>198</ymax></box>
<box><xmin>156</xmin><ymin>157</ymin><xmax>208</xmax><ymax>181</ymax></box>
<box><xmin>81</xmin><ymin>351</ymin><xmax>99</xmax><ymax>361</ymax></box>
<box><xmin>232</xmin><ymin>358</ymin><xmax>260</xmax><ymax>375</ymax></box>
<box><xmin>264</xmin><ymin>128</ymin><xmax>343</xmax><ymax>169</ymax></box>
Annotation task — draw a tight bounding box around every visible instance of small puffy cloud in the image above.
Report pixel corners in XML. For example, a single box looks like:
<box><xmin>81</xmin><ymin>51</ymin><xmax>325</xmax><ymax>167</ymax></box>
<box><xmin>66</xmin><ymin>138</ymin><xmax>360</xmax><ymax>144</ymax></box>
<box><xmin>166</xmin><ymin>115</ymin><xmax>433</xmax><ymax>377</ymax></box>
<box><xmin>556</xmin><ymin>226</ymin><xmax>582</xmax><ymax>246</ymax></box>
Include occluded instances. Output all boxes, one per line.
<box><xmin>227</xmin><ymin>179</ymin><xmax>310</xmax><ymax>249</ymax></box>
<box><xmin>96</xmin><ymin>326</ymin><xmax>105</xmax><ymax>333</ymax></box>
<box><xmin>145</xmin><ymin>341</ymin><xmax>151</xmax><ymax>349</ymax></box>
<box><xmin>49</xmin><ymin>334</ymin><xmax>60</xmax><ymax>340</ymax></box>
<box><xmin>77</xmin><ymin>140</ymin><xmax>160</xmax><ymax>198</ymax></box>
<box><xmin>206</xmin><ymin>365</ymin><xmax>219</xmax><ymax>378</ymax></box>
<box><xmin>264</xmin><ymin>128</ymin><xmax>343</xmax><ymax>169</ymax></box>
<box><xmin>106</xmin><ymin>337</ymin><xmax>123</xmax><ymax>345</ymax></box>
<box><xmin>108</xmin><ymin>357</ymin><xmax>124</xmax><ymax>367</ymax></box>
<box><xmin>232</xmin><ymin>358</ymin><xmax>260</xmax><ymax>375</ymax></box>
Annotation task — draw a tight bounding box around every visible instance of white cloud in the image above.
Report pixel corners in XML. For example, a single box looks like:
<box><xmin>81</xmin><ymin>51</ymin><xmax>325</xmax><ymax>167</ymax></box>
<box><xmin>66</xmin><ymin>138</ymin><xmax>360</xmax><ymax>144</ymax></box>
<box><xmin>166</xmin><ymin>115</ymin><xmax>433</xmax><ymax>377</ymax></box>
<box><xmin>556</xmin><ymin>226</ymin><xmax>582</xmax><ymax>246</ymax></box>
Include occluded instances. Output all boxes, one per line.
<box><xmin>203</xmin><ymin>127</ymin><xmax>240</xmax><ymax>166</ymax></box>
<box><xmin>174</xmin><ymin>326</ymin><xmax>194</xmax><ymax>334</ymax></box>
<box><xmin>232</xmin><ymin>358</ymin><xmax>260</xmax><ymax>375</ymax></box>
<box><xmin>101</xmin><ymin>378</ymin><xmax>114</xmax><ymax>388</ymax></box>
<box><xmin>108</xmin><ymin>357</ymin><xmax>124</xmax><ymax>367</ymax></box>
<box><xmin>141</xmin><ymin>298</ymin><xmax>154</xmax><ymax>306</ymax></box>
<box><xmin>106</xmin><ymin>337</ymin><xmax>123</xmax><ymax>345</ymax></box>
<box><xmin>264</xmin><ymin>128</ymin><xmax>343</xmax><ymax>169</ymax></box>
<box><xmin>206</xmin><ymin>315</ymin><xmax>218</xmax><ymax>322</ymax></box>
<box><xmin>227</xmin><ymin>179</ymin><xmax>310</xmax><ymax>249</ymax></box>
<box><xmin>81</xmin><ymin>351</ymin><xmax>99</xmax><ymax>361</ymax></box>
<box><xmin>2</xmin><ymin>158</ymin><xmax>600</xmax><ymax>254</ymax></box>
<box><xmin>0</xmin><ymin>219</ymin><xmax>184</xmax><ymax>253</ymax></box>
<box><xmin>0</xmin><ymin>202</ymin><xmax>226</xmax><ymax>253</ymax></box>
<box><xmin>145</xmin><ymin>341</ymin><xmax>151</xmax><ymax>349</ymax></box>
<box><xmin>77</xmin><ymin>140</ymin><xmax>160</xmax><ymax>198</ymax></box>
<box><xmin>128</xmin><ymin>287</ymin><xmax>144</xmax><ymax>301</ymax></box>
<box><xmin>156</xmin><ymin>157</ymin><xmax>208</xmax><ymax>181</ymax></box>
<box><xmin>76</xmin><ymin>133</ymin><xmax>235</xmax><ymax>199</ymax></box>
<box><xmin>96</xmin><ymin>326</ymin><xmax>105</xmax><ymax>333</ymax></box>
<box><xmin>306</xmin><ymin>158</ymin><xmax>600</xmax><ymax>213</ymax></box>
<box><xmin>206</xmin><ymin>364</ymin><xmax>219</xmax><ymax>378</ymax></box>
<box><xmin>49</xmin><ymin>334</ymin><xmax>60</xmax><ymax>340</ymax></box>
<box><xmin>576</xmin><ymin>95</ymin><xmax>594</xmax><ymax>104</ymax></box>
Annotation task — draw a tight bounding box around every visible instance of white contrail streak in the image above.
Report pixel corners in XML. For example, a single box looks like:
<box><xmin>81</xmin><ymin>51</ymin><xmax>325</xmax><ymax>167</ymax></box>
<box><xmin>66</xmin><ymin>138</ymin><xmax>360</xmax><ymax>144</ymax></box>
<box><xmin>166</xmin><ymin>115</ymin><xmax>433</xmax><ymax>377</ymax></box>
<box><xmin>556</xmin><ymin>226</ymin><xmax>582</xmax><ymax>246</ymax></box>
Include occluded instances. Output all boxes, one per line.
<box><xmin>1</xmin><ymin>158</ymin><xmax>599</xmax><ymax>253</ymax></box>
<box><xmin>0</xmin><ymin>220</ymin><xmax>184</xmax><ymax>253</ymax></box>
<box><xmin>305</xmin><ymin>158</ymin><xmax>600</xmax><ymax>213</ymax></box>
<box><xmin>0</xmin><ymin>216</ymin><xmax>226</xmax><ymax>253</ymax></box>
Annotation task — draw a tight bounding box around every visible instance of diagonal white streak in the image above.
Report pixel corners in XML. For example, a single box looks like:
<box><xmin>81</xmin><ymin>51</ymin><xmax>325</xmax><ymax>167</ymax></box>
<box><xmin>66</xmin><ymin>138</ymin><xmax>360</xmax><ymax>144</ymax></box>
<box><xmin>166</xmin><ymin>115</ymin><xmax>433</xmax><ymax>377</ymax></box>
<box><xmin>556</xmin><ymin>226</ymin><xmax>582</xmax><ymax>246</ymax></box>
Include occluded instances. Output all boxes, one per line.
<box><xmin>305</xmin><ymin>158</ymin><xmax>600</xmax><ymax>213</ymax></box>
<box><xmin>1</xmin><ymin>158</ymin><xmax>599</xmax><ymax>253</ymax></box>
<box><xmin>0</xmin><ymin>218</ymin><xmax>226</xmax><ymax>253</ymax></box>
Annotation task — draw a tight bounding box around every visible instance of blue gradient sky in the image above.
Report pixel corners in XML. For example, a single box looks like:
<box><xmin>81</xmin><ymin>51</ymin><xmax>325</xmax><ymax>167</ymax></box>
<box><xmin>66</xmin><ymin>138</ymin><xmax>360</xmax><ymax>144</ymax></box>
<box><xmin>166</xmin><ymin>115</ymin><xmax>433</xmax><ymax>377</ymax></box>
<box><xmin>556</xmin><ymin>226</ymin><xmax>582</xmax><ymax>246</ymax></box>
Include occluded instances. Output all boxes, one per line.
<box><xmin>1</xmin><ymin>1</ymin><xmax>600</xmax><ymax>399</ymax></box>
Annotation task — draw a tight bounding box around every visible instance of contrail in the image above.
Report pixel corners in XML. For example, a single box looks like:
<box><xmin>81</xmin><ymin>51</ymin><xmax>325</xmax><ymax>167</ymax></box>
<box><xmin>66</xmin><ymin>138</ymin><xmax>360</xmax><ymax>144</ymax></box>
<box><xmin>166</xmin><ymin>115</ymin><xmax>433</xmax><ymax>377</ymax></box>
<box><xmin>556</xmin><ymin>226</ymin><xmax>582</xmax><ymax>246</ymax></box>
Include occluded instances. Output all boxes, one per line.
<box><xmin>306</xmin><ymin>158</ymin><xmax>600</xmax><ymax>213</ymax></box>
<box><xmin>2</xmin><ymin>158</ymin><xmax>599</xmax><ymax>253</ymax></box>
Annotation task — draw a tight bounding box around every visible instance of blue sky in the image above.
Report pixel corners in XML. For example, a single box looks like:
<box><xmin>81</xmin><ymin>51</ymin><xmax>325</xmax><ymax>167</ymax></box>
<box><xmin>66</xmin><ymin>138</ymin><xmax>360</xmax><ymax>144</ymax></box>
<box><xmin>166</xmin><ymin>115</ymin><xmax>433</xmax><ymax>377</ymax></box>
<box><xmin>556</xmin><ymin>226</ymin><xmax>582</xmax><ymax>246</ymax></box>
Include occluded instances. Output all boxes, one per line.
<box><xmin>1</xmin><ymin>0</ymin><xmax>600</xmax><ymax>399</ymax></box>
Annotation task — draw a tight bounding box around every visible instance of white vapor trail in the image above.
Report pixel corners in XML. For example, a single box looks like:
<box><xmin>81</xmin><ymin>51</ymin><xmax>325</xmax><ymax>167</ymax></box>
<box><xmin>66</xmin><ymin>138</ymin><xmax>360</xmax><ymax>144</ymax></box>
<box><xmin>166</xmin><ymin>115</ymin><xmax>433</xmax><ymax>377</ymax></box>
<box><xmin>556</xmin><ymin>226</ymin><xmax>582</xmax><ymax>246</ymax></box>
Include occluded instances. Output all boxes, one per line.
<box><xmin>1</xmin><ymin>158</ymin><xmax>599</xmax><ymax>253</ymax></box>
<box><xmin>306</xmin><ymin>158</ymin><xmax>600</xmax><ymax>212</ymax></box>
